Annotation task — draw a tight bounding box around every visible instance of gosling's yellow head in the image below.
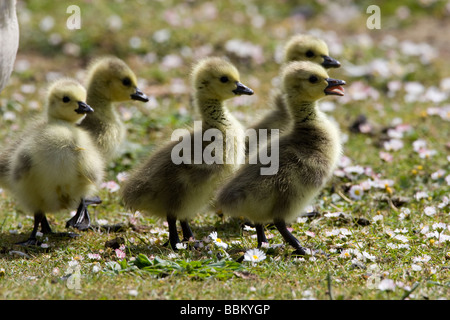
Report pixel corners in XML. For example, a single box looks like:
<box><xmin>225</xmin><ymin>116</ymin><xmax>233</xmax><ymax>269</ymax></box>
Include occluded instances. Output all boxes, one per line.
<box><xmin>281</xmin><ymin>61</ymin><xmax>346</xmax><ymax>103</ymax></box>
<box><xmin>86</xmin><ymin>56</ymin><xmax>149</xmax><ymax>103</ymax></box>
<box><xmin>283</xmin><ymin>35</ymin><xmax>340</xmax><ymax>68</ymax></box>
<box><xmin>46</xmin><ymin>78</ymin><xmax>93</xmax><ymax>123</ymax></box>
<box><xmin>191</xmin><ymin>57</ymin><xmax>254</xmax><ymax>101</ymax></box>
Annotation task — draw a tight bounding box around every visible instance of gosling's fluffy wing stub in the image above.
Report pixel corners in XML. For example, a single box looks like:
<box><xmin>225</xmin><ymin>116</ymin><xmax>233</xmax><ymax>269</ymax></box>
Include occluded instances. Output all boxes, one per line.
<box><xmin>12</xmin><ymin>151</ymin><xmax>33</xmax><ymax>182</ymax></box>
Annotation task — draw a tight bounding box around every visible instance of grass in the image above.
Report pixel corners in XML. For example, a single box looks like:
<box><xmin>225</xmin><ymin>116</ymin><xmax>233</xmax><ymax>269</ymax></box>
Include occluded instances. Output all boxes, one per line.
<box><xmin>0</xmin><ymin>0</ymin><xmax>449</xmax><ymax>301</ymax></box>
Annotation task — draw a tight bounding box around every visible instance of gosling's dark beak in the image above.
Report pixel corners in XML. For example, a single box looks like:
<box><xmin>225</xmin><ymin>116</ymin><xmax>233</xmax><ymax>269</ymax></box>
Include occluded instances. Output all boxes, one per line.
<box><xmin>324</xmin><ymin>78</ymin><xmax>346</xmax><ymax>96</ymax></box>
<box><xmin>322</xmin><ymin>55</ymin><xmax>341</xmax><ymax>68</ymax></box>
<box><xmin>75</xmin><ymin>101</ymin><xmax>94</xmax><ymax>114</ymax></box>
<box><xmin>232</xmin><ymin>82</ymin><xmax>254</xmax><ymax>95</ymax></box>
<box><xmin>130</xmin><ymin>88</ymin><xmax>149</xmax><ymax>102</ymax></box>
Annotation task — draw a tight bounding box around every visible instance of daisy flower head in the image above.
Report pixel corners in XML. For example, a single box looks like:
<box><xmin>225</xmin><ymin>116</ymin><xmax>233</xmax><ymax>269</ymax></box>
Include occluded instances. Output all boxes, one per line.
<box><xmin>411</xmin><ymin>264</ymin><xmax>422</xmax><ymax>272</ymax></box>
<box><xmin>209</xmin><ymin>231</ymin><xmax>228</xmax><ymax>249</ymax></box>
<box><xmin>431</xmin><ymin>169</ymin><xmax>445</xmax><ymax>180</ymax></box>
<box><xmin>348</xmin><ymin>185</ymin><xmax>364</xmax><ymax>200</ymax></box>
<box><xmin>393</xmin><ymin>234</ymin><xmax>409</xmax><ymax>243</ymax></box>
<box><xmin>378</xmin><ymin>278</ymin><xmax>396</xmax><ymax>291</ymax></box>
<box><xmin>115</xmin><ymin>248</ymin><xmax>126</xmax><ymax>260</ymax></box>
<box><xmin>399</xmin><ymin>208</ymin><xmax>410</xmax><ymax>220</ymax></box>
<box><xmin>116</xmin><ymin>172</ymin><xmax>129</xmax><ymax>182</ymax></box>
<box><xmin>424</xmin><ymin>206</ymin><xmax>437</xmax><ymax>216</ymax></box>
<box><xmin>432</xmin><ymin>223</ymin><xmax>447</xmax><ymax>233</ymax></box>
<box><xmin>414</xmin><ymin>191</ymin><xmax>429</xmax><ymax>201</ymax></box>
<box><xmin>373</xmin><ymin>214</ymin><xmax>383</xmax><ymax>223</ymax></box>
<box><xmin>101</xmin><ymin>180</ymin><xmax>120</xmax><ymax>193</ymax></box>
<box><xmin>362</xmin><ymin>251</ymin><xmax>377</xmax><ymax>262</ymax></box>
<box><xmin>383</xmin><ymin>139</ymin><xmax>404</xmax><ymax>151</ymax></box>
<box><xmin>243</xmin><ymin>248</ymin><xmax>266</xmax><ymax>264</ymax></box>
<box><xmin>413</xmin><ymin>254</ymin><xmax>431</xmax><ymax>263</ymax></box>
<box><xmin>339</xmin><ymin>249</ymin><xmax>353</xmax><ymax>259</ymax></box>
<box><xmin>87</xmin><ymin>253</ymin><xmax>101</xmax><ymax>260</ymax></box>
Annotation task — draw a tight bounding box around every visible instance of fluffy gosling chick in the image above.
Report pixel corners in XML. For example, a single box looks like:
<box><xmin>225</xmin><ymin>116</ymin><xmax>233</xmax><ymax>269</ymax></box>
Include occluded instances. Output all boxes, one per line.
<box><xmin>5</xmin><ymin>78</ymin><xmax>104</xmax><ymax>245</ymax></box>
<box><xmin>247</xmin><ymin>34</ymin><xmax>340</xmax><ymax>153</ymax></box>
<box><xmin>217</xmin><ymin>61</ymin><xmax>346</xmax><ymax>255</ymax></box>
<box><xmin>80</xmin><ymin>56</ymin><xmax>149</xmax><ymax>162</ymax></box>
<box><xmin>66</xmin><ymin>56</ymin><xmax>149</xmax><ymax>230</ymax></box>
<box><xmin>121</xmin><ymin>57</ymin><xmax>253</xmax><ymax>249</ymax></box>
<box><xmin>0</xmin><ymin>0</ymin><xmax>19</xmax><ymax>93</ymax></box>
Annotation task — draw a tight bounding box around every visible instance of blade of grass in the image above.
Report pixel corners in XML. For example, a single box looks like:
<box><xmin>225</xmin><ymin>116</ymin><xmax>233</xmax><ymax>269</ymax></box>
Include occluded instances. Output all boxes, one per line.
<box><xmin>401</xmin><ymin>282</ymin><xmax>420</xmax><ymax>300</ymax></box>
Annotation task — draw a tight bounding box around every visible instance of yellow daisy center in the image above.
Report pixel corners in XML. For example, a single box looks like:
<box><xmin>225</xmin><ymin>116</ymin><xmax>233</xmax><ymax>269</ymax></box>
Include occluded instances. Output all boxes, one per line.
<box><xmin>252</xmin><ymin>255</ymin><xmax>258</xmax><ymax>260</ymax></box>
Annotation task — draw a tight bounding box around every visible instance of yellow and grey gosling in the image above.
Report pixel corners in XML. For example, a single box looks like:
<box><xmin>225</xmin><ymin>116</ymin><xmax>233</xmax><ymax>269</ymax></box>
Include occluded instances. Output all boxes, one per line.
<box><xmin>79</xmin><ymin>56</ymin><xmax>149</xmax><ymax>162</ymax></box>
<box><xmin>1</xmin><ymin>78</ymin><xmax>104</xmax><ymax>245</ymax></box>
<box><xmin>217</xmin><ymin>61</ymin><xmax>345</xmax><ymax>255</ymax></box>
<box><xmin>121</xmin><ymin>57</ymin><xmax>253</xmax><ymax>249</ymax></box>
<box><xmin>66</xmin><ymin>56</ymin><xmax>149</xmax><ymax>230</ymax></box>
<box><xmin>0</xmin><ymin>0</ymin><xmax>19</xmax><ymax>93</ymax></box>
<box><xmin>246</xmin><ymin>34</ymin><xmax>340</xmax><ymax>155</ymax></box>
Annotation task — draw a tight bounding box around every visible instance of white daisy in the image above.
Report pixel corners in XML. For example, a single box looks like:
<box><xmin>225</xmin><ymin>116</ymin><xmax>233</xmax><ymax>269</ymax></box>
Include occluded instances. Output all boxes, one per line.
<box><xmin>378</xmin><ymin>278</ymin><xmax>396</xmax><ymax>291</ymax></box>
<box><xmin>412</xmin><ymin>255</ymin><xmax>431</xmax><ymax>263</ymax></box>
<box><xmin>209</xmin><ymin>231</ymin><xmax>228</xmax><ymax>249</ymax></box>
<box><xmin>424</xmin><ymin>206</ymin><xmax>437</xmax><ymax>216</ymax></box>
<box><xmin>175</xmin><ymin>243</ymin><xmax>187</xmax><ymax>250</ymax></box>
<box><xmin>244</xmin><ymin>248</ymin><xmax>266</xmax><ymax>264</ymax></box>
<box><xmin>348</xmin><ymin>185</ymin><xmax>364</xmax><ymax>200</ymax></box>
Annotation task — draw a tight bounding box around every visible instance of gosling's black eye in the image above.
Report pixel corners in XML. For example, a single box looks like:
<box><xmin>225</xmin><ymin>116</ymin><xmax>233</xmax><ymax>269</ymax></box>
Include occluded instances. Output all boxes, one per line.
<box><xmin>62</xmin><ymin>96</ymin><xmax>71</xmax><ymax>103</ymax></box>
<box><xmin>122</xmin><ymin>77</ymin><xmax>132</xmax><ymax>86</ymax></box>
<box><xmin>220</xmin><ymin>76</ymin><xmax>229</xmax><ymax>83</ymax></box>
<box><xmin>309</xmin><ymin>75</ymin><xmax>318</xmax><ymax>83</ymax></box>
<box><xmin>306</xmin><ymin>50</ymin><xmax>314</xmax><ymax>58</ymax></box>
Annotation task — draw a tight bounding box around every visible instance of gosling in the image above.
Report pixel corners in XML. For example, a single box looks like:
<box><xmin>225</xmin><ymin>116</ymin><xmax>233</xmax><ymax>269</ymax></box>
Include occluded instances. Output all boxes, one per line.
<box><xmin>121</xmin><ymin>57</ymin><xmax>253</xmax><ymax>249</ymax></box>
<box><xmin>217</xmin><ymin>61</ymin><xmax>346</xmax><ymax>255</ymax></box>
<box><xmin>247</xmin><ymin>34</ymin><xmax>340</xmax><ymax>154</ymax></box>
<box><xmin>2</xmin><ymin>78</ymin><xmax>104</xmax><ymax>245</ymax></box>
<box><xmin>66</xmin><ymin>56</ymin><xmax>149</xmax><ymax>230</ymax></box>
<box><xmin>0</xmin><ymin>0</ymin><xmax>19</xmax><ymax>93</ymax></box>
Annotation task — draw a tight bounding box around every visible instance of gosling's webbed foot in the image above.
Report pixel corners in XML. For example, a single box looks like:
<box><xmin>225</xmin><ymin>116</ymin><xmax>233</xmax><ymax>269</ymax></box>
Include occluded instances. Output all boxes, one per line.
<box><xmin>50</xmin><ymin>232</ymin><xmax>80</xmax><ymax>239</ymax></box>
<box><xmin>16</xmin><ymin>211</ymin><xmax>45</xmax><ymax>246</ymax></box>
<box><xmin>66</xmin><ymin>198</ymin><xmax>91</xmax><ymax>231</ymax></box>
<box><xmin>291</xmin><ymin>247</ymin><xmax>307</xmax><ymax>256</ymax></box>
<box><xmin>15</xmin><ymin>237</ymin><xmax>40</xmax><ymax>246</ymax></box>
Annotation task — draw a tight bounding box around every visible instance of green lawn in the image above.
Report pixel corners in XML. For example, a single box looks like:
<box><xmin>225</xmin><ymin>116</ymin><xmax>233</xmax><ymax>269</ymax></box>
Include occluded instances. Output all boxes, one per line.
<box><xmin>0</xmin><ymin>0</ymin><xmax>449</xmax><ymax>300</ymax></box>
